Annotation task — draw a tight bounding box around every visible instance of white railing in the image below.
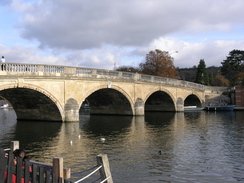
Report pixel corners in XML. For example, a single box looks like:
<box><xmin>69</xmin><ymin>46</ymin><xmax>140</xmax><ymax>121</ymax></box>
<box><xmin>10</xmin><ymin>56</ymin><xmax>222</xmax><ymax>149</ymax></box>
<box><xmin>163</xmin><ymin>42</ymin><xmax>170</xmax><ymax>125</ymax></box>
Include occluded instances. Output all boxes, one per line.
<box><xmin>1</xmin><ymin>63</ymin><xmax>39</xmax><ymax>72</ymax></box>
<box><xmin>44</xmin><ymin>65</ymin><xmax>64</xmax><ymax>73</ymax></box>
<box><xmin>0</xmin><ymin>62</ymin><xmax>230</xmax><ymax>92</ymax></box>
<box><xmin>74</xmin><ymin>165</ymin><xmax>102</xmax><ymax>183</ymax></box>
<box><xmin>73</xmin><ymin>154</ymin><xmax>113</xmax><ymax>183</ymax></box>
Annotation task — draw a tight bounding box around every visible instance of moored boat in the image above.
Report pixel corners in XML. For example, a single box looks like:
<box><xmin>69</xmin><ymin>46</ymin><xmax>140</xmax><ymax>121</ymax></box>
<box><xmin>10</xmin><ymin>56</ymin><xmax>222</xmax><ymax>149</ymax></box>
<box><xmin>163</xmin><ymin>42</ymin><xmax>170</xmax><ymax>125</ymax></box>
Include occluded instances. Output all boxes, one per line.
<box><xmin>204</xmin><ymin>105</ymin><xmax>235</xmax><ymax>111</ymax></box>
<box><xmin>184</xmin><ymin>106</ymin><xmax>204</xmax><ymax>111</ymax></box>
<box><xmin>0</xmin><ymin>103</ymin><xmax>8</xmax><ymax>108</ymax></box>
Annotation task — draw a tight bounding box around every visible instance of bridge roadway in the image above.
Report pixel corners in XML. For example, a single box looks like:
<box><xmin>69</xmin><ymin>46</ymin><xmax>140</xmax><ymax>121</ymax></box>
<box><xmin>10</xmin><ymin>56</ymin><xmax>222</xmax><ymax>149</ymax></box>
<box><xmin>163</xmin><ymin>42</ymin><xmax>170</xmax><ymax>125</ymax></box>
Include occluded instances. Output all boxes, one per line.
<box><xmin>0</xmin><ymin>63</ymin><xmax>229</xmax><ymax>122</ymax></box>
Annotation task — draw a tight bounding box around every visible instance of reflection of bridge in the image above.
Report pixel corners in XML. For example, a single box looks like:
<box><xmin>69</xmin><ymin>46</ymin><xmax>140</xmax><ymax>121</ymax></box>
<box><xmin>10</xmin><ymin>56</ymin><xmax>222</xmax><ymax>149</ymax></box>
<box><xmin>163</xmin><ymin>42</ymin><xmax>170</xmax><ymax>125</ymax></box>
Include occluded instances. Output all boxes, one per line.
<box><xmin>0</xmin><ymin>63</ymin><xmax>229</xmax><ymax>122</ymax></box>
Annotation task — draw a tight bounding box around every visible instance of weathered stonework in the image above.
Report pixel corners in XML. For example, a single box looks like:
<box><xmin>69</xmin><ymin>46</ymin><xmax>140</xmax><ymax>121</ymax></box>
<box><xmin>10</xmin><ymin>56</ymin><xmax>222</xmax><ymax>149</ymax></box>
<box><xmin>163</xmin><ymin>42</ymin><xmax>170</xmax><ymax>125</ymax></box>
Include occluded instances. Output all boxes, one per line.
<box><xmin>0</xmin><ymin>63</ymin><xmax>231</xmax><ymax>122</ymax></box>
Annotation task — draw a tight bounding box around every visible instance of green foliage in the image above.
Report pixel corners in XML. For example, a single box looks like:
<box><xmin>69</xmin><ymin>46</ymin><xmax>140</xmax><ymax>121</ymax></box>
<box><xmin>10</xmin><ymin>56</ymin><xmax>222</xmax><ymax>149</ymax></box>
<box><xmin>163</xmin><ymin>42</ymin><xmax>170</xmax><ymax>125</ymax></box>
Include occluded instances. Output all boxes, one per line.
<box><xmin>221</xmin><ymin>49</ymin><xmax>244</xmax><ymax>86</ymax></box>
<box><xmin>195</xmin><ymin>59</ymin><xmax>209</xmax><ymax>85</ymax></box>
<box><xmin>178</xmin><ymin>67</ymin><xmax>197</xmax><ymax>81</ymax></box>
<box><xmin>208</xmin><ymin>73</ymin><xmax>214</xmax><ymax>85</ymax></box>
<box><xmin>178</xmin><ymin>66</ymin><xmax>220</xmax><ymax>83</ymax></box>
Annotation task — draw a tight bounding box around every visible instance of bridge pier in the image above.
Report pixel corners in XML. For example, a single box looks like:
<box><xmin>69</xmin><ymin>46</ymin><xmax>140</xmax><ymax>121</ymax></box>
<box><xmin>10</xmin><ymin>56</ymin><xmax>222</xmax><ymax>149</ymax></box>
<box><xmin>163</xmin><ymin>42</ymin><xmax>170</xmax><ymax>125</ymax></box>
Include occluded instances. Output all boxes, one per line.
<box><xmin>64</xmin><ymin>109</ymin><xmax>80</xmax><ymax>122</ymax></box>
<box><xmin>176</xmin><ymin>97</ymin><xmax>184</xmax><ymax>112</ymax></box>
<box><xmin>64</xmin><ymin>98</ymin><xmax>80</xmax><ymax>122</ymax></box>
<box><xmin>134</xmin><ymin>98</ymin><xmax>145</xmax><ymax>116</ymax></box>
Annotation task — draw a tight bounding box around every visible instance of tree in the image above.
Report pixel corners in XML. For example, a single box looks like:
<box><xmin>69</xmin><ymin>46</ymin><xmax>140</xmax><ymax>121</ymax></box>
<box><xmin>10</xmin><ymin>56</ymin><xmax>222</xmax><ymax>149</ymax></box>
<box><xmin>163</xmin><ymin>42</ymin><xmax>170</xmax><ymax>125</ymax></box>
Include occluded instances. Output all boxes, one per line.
<box><xmin>221</xmin><ymin>49</ymin><xmax>244</xmax><ymax>86</ymax></box>
<box><xmin>139</xmin><ymin>49</ymin><xmax>178</xmax><ymax>78</ymax></box>
<box><xmin>116</xmin><ymin>65</ymin><xmax>140</xmax><ymax>73</ymax></box>
<box><xmin>195</xmin><ymin>59</ymin><xmax>209</xmax><ymax>85</ymax></box>
<box><xmin>210</xmin><ymin>74</ymin><xmax>230</xmax><ymax>86</ymax></box>
<box><xmin>208</xmin><ymin>73</ymin><xmax>214</xmax><ymax>85</ymax></box>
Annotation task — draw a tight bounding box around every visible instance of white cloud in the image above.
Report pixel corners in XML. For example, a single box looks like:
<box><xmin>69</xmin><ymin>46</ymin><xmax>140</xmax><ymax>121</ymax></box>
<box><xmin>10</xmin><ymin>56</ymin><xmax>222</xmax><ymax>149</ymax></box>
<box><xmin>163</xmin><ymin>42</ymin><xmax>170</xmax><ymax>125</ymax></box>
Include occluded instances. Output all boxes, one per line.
<box><xmin>14</xmin><ymin>0</ymin><xmax>244</xmax><ymax>50</ymax></box>
<box><xmin>129</xmin><ymin>37</ymin><xmax>244</xmax><ymax>68</ymax></box>
<box><xmin>1</xmin><ymin>0</ymin><xmax>244</xmax><ymax>70</ymax></box>
<box><xmin>0</xmin><ymin>44</ymin><xmax>66</xmax><ymax>65</ymax></box>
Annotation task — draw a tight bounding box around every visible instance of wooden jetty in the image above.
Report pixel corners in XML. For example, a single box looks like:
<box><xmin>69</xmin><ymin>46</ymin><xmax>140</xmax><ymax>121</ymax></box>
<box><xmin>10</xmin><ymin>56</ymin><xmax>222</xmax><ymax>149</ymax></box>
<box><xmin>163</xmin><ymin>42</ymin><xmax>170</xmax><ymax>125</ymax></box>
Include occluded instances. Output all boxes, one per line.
<box><xmin>0</xmin><ymin>141</ymin><xmax>113</xmax><ymax>183</ymax></box>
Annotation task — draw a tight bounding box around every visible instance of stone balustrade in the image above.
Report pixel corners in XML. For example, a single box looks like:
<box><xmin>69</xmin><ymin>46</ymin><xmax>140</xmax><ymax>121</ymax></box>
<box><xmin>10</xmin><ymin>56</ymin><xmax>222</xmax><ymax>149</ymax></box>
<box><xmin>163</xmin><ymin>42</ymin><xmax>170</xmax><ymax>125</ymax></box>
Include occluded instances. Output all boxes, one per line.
<box><xmin>0</xmin><ymin>62</ymin><xmax>229</xmax><ymax>92</ymax></box>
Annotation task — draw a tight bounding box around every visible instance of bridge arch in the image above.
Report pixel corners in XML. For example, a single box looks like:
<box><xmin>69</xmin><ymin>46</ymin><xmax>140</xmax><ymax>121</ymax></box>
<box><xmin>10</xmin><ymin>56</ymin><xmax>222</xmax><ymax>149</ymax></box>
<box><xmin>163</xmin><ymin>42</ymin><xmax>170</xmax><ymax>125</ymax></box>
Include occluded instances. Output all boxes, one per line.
<box><xmin>0</xmin><ymin>84</ymin><xmax>63</xmax><ymax>122</ymax></box>
<box><xmin>184</xmin><ymin>94</ymin><xmax>202</xmax><ymax>107</ymax></box>
<box><xmin>144</xmin><ymin>89</ymin><xmax>176</xmax><ymax>112</ymax></box>
<box><xmin>80</xmin><ymin>85</ymin><xmax>134</xmax><ymax>115</ymax></box>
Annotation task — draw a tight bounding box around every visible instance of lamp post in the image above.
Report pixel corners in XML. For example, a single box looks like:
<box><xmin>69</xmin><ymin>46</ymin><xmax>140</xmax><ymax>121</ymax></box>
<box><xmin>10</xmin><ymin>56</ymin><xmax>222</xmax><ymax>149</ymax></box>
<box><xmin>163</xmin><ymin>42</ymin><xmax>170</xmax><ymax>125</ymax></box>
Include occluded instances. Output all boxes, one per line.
<box><xmin>114</xmin><ymin>61</ymin><xmax>116</xmax><ymax>70</ymax></box>
<box><xmin>169</xmin><ymin>51</ymin><xmax>178</xmax><ymax>55</ymax></box>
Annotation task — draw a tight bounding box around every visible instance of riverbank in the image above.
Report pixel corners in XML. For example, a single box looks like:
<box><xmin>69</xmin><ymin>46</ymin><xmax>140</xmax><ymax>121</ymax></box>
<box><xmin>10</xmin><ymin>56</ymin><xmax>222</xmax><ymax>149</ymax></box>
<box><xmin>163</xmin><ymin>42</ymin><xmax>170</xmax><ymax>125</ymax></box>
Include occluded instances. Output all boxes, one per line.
<box><xmin>235</xmin><ymin>106</ymin><xmax>244</xmax><ymax>110</ymax></box>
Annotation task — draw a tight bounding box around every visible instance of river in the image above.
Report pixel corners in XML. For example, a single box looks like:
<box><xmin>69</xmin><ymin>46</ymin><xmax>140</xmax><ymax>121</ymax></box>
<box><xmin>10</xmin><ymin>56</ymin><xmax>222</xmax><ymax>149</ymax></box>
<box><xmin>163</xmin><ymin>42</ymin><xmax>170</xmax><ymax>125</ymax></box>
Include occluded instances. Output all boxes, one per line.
<box><xmin>0</xmin><ymin>108</ymin><xmax>244</xmax><ymax>182</ymax></box>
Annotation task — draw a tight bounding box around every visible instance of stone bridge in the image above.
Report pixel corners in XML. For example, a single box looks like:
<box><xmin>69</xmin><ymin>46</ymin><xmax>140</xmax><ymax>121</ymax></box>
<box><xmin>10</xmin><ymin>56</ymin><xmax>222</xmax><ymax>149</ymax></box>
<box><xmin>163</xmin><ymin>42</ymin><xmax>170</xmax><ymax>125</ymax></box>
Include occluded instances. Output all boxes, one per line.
<box><xmin>0</xmin><ymin>63</ymin><xmax>230</xmax><ymax>122</ymax></box>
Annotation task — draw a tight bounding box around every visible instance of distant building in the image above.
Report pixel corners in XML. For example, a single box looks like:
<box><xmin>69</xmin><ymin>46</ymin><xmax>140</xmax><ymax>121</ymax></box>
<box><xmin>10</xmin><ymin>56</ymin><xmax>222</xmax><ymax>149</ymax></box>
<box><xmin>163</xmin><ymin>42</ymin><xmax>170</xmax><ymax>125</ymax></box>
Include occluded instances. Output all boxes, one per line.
<box><xmin>235</xmin><ymin>86</ymin><xmax>244</xmax><ymax>107</ymax></box>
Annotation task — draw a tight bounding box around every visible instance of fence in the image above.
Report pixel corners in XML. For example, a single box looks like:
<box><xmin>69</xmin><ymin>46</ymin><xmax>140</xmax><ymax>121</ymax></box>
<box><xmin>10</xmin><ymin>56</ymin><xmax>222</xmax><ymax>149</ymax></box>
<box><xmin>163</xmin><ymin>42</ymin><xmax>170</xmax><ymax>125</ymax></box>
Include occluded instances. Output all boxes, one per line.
<box><xmin>0</xmin><ymin>141</ymin><xmax>71</xmax><ymax>183</ymax></box>
<box><xmin>73</xmin><ymin>154</ymin><xmax>113</xmax><ymax>183</ymax></box>
<box><xmin>0</xmin><ymin>141</ymin><xmax>113</xmax><ymax>183</ymax></box>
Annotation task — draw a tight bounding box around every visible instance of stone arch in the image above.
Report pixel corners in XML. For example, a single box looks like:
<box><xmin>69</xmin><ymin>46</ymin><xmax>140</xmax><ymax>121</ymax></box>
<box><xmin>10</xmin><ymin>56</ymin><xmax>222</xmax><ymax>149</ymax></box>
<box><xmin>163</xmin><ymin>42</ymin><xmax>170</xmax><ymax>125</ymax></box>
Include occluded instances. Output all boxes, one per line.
<box><xmin>0</xmin><ymin>84</ymin><xmax>64</xmax><ymax>122</ymax></box>
<box><xmin>0</xmin><ymin>83</ymin><xmax>63</xmax><ymax>113</ymax></box>
<box><xmin>144</xmin><ymin>88</ymin><xmax>176</xmax><ymax>103</ymax></box>
<box><xmin>144</xmin><ymin>88</ymin><xmax>176</xmax><ymax>112</ymax></box>
<box><xmin>80</xmin><ymin>84</ymin><xmax>134</xmax><ymax>115</ymax></box>
<box><xmin>184</xmin><ymin>94</ymin><xmax>202</xmax><ymax>107</ymax></box>
<box><xmin>183</xmin><ymin>92</ymin><xmax>203</xmax><ymax>102</ymax></box>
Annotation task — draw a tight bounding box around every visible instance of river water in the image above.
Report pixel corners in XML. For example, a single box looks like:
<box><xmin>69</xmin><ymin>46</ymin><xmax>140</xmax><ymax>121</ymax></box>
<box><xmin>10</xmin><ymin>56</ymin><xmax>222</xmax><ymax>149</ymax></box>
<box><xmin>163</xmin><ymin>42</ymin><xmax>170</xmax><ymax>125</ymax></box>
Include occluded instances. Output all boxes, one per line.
<box><xmin>0</xmin><ymin>108</ymin><xmax>244</xmax><ymax>182</ymax></box>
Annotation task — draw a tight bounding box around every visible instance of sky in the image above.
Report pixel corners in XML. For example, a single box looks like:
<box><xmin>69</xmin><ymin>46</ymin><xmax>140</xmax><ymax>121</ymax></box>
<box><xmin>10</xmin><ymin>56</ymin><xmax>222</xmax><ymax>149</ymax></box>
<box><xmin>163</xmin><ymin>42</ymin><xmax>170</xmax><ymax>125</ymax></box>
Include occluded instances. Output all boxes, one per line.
<box><xmin>0</xmin><ymin>0</ymin><xmax>244</xmax><ymax>70</ymax></box>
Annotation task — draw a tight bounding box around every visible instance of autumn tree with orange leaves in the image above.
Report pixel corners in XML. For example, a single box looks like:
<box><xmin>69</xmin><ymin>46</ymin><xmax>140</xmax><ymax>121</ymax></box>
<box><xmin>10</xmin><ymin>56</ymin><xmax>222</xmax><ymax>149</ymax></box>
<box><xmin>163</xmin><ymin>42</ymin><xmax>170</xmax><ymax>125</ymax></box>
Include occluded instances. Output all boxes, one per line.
<box><xmin>139</xmin><ymin>49</ymin><xmax>178</xmax><ymax>78</ymax></box>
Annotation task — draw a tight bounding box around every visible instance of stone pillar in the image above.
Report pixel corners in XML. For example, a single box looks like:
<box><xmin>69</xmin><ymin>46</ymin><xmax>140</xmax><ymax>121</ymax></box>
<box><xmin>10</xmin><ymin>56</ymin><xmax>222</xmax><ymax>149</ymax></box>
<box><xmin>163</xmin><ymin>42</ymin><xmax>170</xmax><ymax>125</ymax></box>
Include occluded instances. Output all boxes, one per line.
<box><xmin>176</xmin><ymin>97</ymin><xmax>184</xmax><ymax>112</ymax></box>
<box><xmin>134</xmin><ymin>98</ymin><xmax>145</xmax><ymax>115</ymax></box>
<box><xmin>38</xmin><ymin>65</ymin><xmax>44</xmax><ymax>76</ymax></box>
<box><xmin>64</xmin><ymin>98</ymin><xmax>80</xmax><ymax>122</ymax></box>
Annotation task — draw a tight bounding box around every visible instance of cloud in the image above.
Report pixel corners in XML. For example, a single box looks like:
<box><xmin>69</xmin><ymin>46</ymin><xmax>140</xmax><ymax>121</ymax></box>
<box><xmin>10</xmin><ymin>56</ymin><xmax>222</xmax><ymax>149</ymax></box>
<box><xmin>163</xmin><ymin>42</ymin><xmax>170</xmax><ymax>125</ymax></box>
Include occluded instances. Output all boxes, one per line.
<box><xmin>0</xmin><ymin>43</ymin><xmax>124</xmax><ymax>70</ymax></box>
<box><xmin>0</xmin><ymin>44</ymin><xmax>66</xmax><ymax>65</ymax></box>
<box><xmin>14</xmin><ymin>0</ymin><xmax>244</xmax><ymax>50</ymax></box>
<box><xmin>128</xmin><ymin>37</ymin><xmax>244</xmax><ymax>68</ymax></box>
<box><xmin>1</xmin><ymin>36</ymin><xmax>244</xmax><ymax>70</ymax></box>
<box><xmin>1</xmin><ymin>0</ymin><xmax>244</xmax><ymax>70</ymax></box>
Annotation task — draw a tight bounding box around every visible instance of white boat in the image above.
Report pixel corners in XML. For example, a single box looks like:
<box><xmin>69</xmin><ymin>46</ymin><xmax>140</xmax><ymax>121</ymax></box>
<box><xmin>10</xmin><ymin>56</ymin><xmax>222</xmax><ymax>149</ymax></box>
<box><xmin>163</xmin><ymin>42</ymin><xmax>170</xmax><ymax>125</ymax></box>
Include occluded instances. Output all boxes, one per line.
<box><xmin>184</xmin><ymin>106</ymin><xmax>204</xmax><ymax>111</ymax></box>
<box><xmin>0</xmin><ymin>103</ymin><xmax>8</xmax><ymax>108</ymax></box>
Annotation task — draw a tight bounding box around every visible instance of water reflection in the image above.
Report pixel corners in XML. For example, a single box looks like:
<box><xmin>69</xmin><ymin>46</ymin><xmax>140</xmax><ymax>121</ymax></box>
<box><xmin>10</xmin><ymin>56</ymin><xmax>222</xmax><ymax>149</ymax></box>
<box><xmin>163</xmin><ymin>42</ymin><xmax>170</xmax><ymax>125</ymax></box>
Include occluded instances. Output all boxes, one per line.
<box><xmin>81</xmin><ymin>115</ymin><xmax>133</xmax><ymax>135</ymax></box>
<box><xmin>13</xmin><ymin>121</ymin><xmax>62</xmax><ymax>159</ymax></box>
<box><xmin>0</xmin><ymin>108</ymin><xmax>17</xmax><ymax>147</ymax></box>
<box><xmin>0</xmin><ymin>109</ymin><xmax>244</xmax><ymax>182</ymax></box>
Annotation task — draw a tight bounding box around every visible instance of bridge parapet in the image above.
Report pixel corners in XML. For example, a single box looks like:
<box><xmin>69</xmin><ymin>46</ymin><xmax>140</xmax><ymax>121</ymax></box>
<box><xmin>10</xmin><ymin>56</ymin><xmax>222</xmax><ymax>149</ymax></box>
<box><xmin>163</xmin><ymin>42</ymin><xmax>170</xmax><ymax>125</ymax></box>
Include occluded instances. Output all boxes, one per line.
<box><xmin>0</xmin><ymin>63</ymin><xmax>230</xmax><ymax>92</ymax></box>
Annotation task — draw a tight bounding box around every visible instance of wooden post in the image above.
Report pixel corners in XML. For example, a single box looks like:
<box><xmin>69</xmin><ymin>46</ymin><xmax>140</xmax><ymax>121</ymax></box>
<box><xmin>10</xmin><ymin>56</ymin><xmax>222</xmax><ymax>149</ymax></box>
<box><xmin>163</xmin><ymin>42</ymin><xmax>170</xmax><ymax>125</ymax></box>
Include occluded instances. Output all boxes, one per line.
<box><xmin>32</xmin><ymin>164</ymin><xmax>37</xmax><ymax>183</ymax></box>
<box><xmin>10</xmin><ymin>141</ymin><xmax>19</xmax><ymax>152</ymax></box>
<box><xmin>7</xmin><ymin>141</ymin><xmax>19</xmax><ymax>183</ymax></box>
<box><xmin>63</xmin><ymin>167</ymin><xmax>71</xmax><ymax>179</ymax></box>
<box><xmin>24</xmin><ymin>159</ymin><xmax>30</xmax><ymax>183</ymax></box>
<box><xmin>0</xmin><ymin>148</ymin><xmax>5</xmax><ymax>183</ymax></box>
<box><xmin>53</xmin><ymin>157</ymin><xmax>63</xmax><ymax>182</ymax></box>
<box><xmin>97</xmin><ymin>154</ymin><xmax>113</xmax><ymax>183</ymax></box>
<box><xmin>16</xmin><ymin>158</ymin><xmax>23</xmax><ymax>183</ymax></box>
